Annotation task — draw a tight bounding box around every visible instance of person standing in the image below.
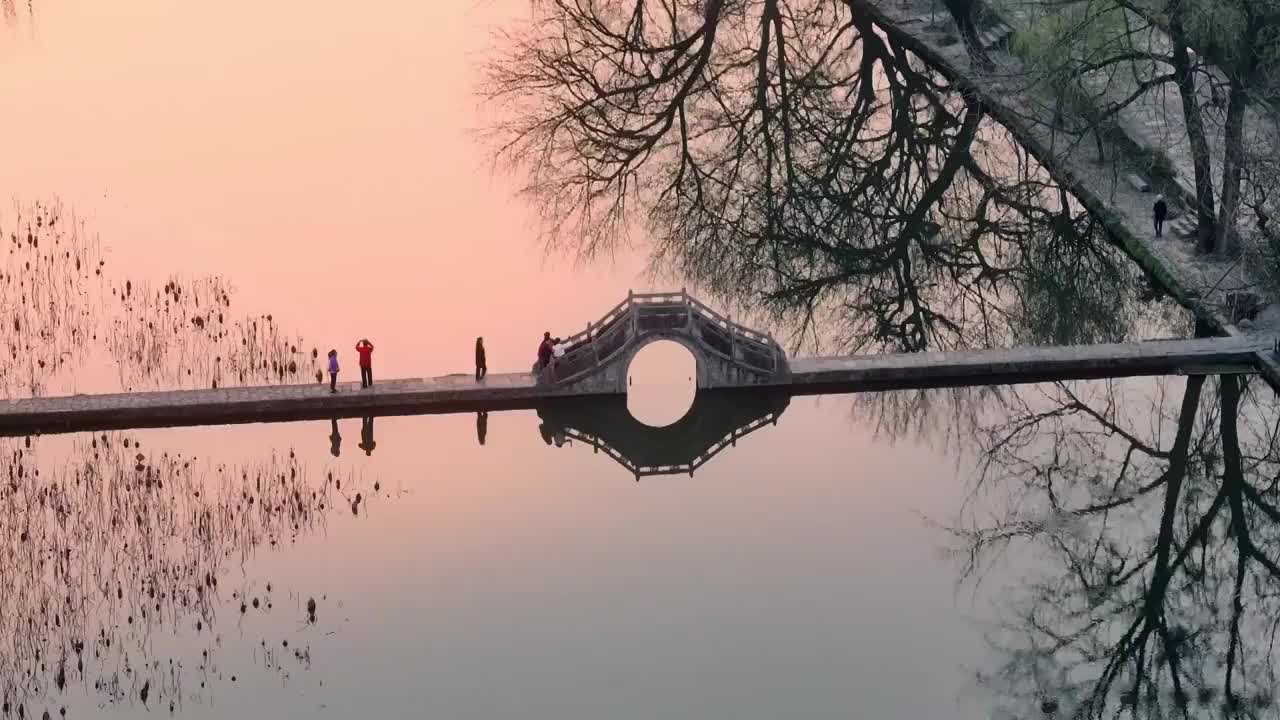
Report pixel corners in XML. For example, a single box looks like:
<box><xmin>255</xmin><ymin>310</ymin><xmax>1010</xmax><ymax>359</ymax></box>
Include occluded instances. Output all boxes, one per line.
<box><xmin>1153</xmin><ymin>195</ymin><xmax>1168</xmax><ymax>237</ymax></box>
<box><xmin>327</xmin><ymin>349</ymin><xmax>340</xmax><ymax>393</ymax></box>
<box><xmin>355</xmin><ymin>338</ymin><xmax>375</xmax><ymax>388</ymax></box>
<box><xmin>536</xmin><ymin>332</ymin><xmax>554</xmax><ymax>371</ymax></box>
<box><xmin>475</xmin><ymin>337</ymin><xmax>487</xmax><ymax>381</ymax></box>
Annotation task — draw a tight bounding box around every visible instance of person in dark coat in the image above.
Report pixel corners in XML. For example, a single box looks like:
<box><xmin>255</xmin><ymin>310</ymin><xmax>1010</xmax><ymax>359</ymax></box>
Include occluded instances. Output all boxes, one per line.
<box><xmin>475</xmin><ymin>337</ymin><xmax>487</xmax><ymax>381</ymax></box>
<box><xmin>1153</xmin><ymin>195</ymin><xmax>1168</xmax><ymax>237</ymax></box>
<box><xmin>536</xmin><ymin>331</ymin><xmax>554</xmax><ymax>371</ymax></box>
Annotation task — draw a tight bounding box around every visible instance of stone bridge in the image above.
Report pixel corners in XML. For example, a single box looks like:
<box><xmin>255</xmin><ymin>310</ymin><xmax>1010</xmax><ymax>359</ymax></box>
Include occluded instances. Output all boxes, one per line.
<box><xmin>536</xmin><ymin>390</ymin><xmax>791</xmax><ymax>479</ymax></box>
<box><xmin>0</xmin><ymin>287</ymin><xmax>1272</xmax><ymax>437</ymax></box>
<box><xmin>537</xmin><ymin>291</ymin><xmax>790</xmax><ymax>393</ymax></box>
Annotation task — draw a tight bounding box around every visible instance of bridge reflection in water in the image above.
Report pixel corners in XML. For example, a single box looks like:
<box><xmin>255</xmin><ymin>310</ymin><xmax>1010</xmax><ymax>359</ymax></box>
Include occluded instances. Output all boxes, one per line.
<box><xmin>535</xmin><ymin>389</ymin><xmax>791</xmax><ymax>479</ymax></box>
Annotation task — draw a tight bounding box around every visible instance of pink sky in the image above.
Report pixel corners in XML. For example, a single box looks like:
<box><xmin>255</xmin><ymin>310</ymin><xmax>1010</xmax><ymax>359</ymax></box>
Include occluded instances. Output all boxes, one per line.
<box><xmin>0</xmin><ymin>0</ymin><xmax>651</xmax><ymax>381</ymax></box>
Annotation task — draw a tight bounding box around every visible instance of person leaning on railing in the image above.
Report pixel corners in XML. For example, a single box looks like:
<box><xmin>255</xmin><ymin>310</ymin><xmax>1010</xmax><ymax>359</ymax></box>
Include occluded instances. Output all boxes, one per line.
<box><xmin>534</xmin><ymin>332</ymin><xmax>554</xmax><ymax>375</ymax></box>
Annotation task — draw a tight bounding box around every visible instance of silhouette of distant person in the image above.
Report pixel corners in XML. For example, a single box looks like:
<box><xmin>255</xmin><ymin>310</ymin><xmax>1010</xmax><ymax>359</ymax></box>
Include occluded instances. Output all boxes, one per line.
<box><xmin>327</xmin><ymin>349</ymin><xmax>340</xmax><ymax>393</ymax></box>
<box><xmin>1153</xmin><ymin>195</ymin><xmax>1168</xmax><ymax>237</ymax></box>
<box><xmin>355</xmin><ymin>338</ymin><xmax>375</xmax><ymax>389</ymax></box>
<box><xmin>536</xmin><ymin>332</ymin><xmax>553</xmax><ymax>371</ymax></box>
<box><xmin>329</xmin><ymin>418</ymin><xmax>342</xmax><ymax>457</ymax></box>
<box><xmin>475</xmin><ymin>337</ymin><xmax>487</xmax><ymax>381</ymax></box>
<box><xmin>358</xmin><ymin>416</ymin><xmax>376</xmax><ymax>456</ymax></box>
<box><xmin>476</xmin><ymin>411</ymin><xmax>488</xmax><ymax>446</ymax></box>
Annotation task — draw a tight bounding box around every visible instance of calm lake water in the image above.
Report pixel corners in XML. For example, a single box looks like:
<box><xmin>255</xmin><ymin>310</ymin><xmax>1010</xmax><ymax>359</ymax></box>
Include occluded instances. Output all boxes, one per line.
<box><xmin>3</xmin><ymin>1</ymin><xmax>1279</xmax><ymax>718</ymax></box>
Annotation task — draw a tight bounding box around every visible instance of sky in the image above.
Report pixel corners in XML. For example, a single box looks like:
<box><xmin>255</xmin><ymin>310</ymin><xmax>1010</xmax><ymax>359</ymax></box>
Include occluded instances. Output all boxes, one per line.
<box><xmin>0</xmin><ymin>0</ymin><xmax>647</xmax><ymax>381</ymax></box>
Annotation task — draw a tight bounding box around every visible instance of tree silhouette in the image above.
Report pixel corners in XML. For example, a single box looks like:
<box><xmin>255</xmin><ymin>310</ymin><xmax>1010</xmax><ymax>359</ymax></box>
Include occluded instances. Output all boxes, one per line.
<box><xmin>483</xmin><ymin>1</ymin><xmax>1169</xmax><ymax>353</ymax></box>
<box><xmin>952</xmin><ymin>373</ymin><xmax>1280</xmax><ymax>718</ymax></box>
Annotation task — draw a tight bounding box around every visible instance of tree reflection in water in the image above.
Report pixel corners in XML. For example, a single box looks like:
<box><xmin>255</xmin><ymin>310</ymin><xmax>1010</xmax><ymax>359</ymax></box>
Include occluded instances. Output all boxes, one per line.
<box><xmin>950</xmin><ymin>373</ymin><xmax>1280</xmax><ymax>719</ymax></box>
<box><xmin>484</xmin><ymin>1</ymin><xmax>1186</xmax><ymax>355</ymax></box>
<box><xmin>0</xmin><ymin>431</ymin><xmax>378</xmax><ymax>714</ymax></box>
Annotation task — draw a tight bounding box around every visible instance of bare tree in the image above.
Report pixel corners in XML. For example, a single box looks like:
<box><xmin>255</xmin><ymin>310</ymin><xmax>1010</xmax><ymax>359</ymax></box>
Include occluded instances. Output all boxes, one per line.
<box><xmin>482</xmin><ymin>1</ymin><xmax>1165</xmax><ymax>353</ymax></box>
<box><xmin>1010</xmin><ymin>0</ymin><xmax>1280</xmax><ymax>256</ymax></box>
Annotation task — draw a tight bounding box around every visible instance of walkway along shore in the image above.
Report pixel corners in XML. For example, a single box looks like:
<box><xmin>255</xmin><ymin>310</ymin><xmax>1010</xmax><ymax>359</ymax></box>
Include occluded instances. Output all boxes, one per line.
<box><xmin>843</xmin><ymin>0</ymin><xmax>1280</xmax><ymax>388</ymax></box>
<box><xmin>0</xmin><ymin>335</ymin><xmax>1270</xmax><ymax>437</ymax></box>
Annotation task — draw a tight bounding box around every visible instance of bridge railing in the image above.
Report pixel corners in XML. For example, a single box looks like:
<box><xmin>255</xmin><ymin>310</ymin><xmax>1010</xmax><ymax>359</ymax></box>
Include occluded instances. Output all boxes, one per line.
<box><xmin>561</xmin><ymin>295</ymin><xmax>633</xmax><ymax>350</ymax></box>
<box><xmin>633</xmin><ymin>292</ymin><xmax>694</xmax><ymax>335</ymax></box>
<box><xmin>541</xmin><ymin>299</ymin><xmax>638</xmax><ymax>385</ymax></box>
<box><xmin>683</xmin><ymin>295</ymin><xmax>771</xmax><ymax>345</ymax></box>
<box><xmin>682</xmin><ymin>295</ymin><xmax>785</xmax><ymax>374</ymax></box>
<box><xmin>629</xmin><ymin>291</ymin><xmax>784</xmax><ymax>372</ymax></box>
<box><xmin>536</xmin><ymin>290</ymin><xmax>788</xmax><ymax>385</ymax></box>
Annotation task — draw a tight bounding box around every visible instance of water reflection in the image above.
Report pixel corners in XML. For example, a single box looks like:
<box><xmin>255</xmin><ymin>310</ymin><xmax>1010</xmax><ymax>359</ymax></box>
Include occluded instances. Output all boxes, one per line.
<box><xmin>485</xmin><ymin>2</ymin><xmax>1189</xmax><ymax>352</ymax></box>
<box><xmin>328</xmin><ymin>418</ymin><xmax>341</xmax><ymax>458</ymax></box>
<box><xmin>536</xmin><ymin>390</ymin><xmax>791</xmax><ymax>479</ymax></box>
<box><xmin>0</xmin><ymin>430</ymin><xmax>380</xmax><ymax>714</ymax></box>
<box><xmin>948</xmin><ymin>374</ymin><xmax>1280</xmax><ymax>718</ymax></box>
<box><xmin>358</xmin><ymin>417</ymin><xmax>376</xmax><ymax>456</ymax></box>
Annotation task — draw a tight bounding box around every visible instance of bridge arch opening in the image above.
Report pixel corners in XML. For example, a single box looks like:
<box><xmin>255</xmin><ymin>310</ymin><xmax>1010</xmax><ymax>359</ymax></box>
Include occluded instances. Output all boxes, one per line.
<box><xmin>625</xmin><ymin>339</ymin><xmax>698</xmax><ymax>427</ymax></box>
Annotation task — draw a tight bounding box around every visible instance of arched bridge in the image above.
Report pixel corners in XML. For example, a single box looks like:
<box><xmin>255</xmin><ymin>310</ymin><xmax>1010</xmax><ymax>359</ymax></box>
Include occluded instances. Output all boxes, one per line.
<box><xmin>537</xmin><ymin>291</ymin><xmax>790</xmax><ymax>393</ymax></box>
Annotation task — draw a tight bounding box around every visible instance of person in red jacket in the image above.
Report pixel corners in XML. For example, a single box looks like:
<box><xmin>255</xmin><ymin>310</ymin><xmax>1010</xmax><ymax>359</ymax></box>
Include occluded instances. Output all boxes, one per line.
<box><xmin>355</xmin><ymin>338</ymin><xmax>375</xmax><ymax>388</ymax></box>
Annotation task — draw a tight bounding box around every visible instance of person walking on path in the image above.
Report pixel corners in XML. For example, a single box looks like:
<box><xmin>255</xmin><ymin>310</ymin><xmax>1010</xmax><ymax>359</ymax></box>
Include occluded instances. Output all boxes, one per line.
<box><xmin>327</xmin><ymin>350</ymin><xmax>340</xmax><ymax>393</ymax></box>
<box><xmin>355</xmin><ymin>339</ymin><xmax>375</xmax><ymax>388</ymax></box>
<box><xmin>536</xmin><ymin>332</ymin><xmax>554</xmax><ymax>371</ymax></box>
<box><xmin>1153</xmin><ymin>195</ymin><xmax>1168</xmax><ymax>237</ymax></box>
<box><xmin>475</xmin><ymin>337</ymin><xmax>487</xmax><ymax>381</ymax></box>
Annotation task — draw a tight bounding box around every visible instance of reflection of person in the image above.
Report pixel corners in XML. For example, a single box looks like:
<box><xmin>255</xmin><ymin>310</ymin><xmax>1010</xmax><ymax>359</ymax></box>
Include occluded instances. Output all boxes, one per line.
<box><xmin>355</xmin><ymin>339</ymin><xmax>375</xmax><ymax>389</ymax></box>
<box><xmin>358</xmin><ymin>416</ymin><xmax>377</xmax><ymax>456</ymax></box>
<box><xmin>537</xmin><ymin>421</ymin><xmax>568</xmax><ymax>448</ymax></box>
<box><xmin>329</xmin><ymin>418</ymin><xmax>342</xmax><ymax>457</ymax></box>
<box><xmin>475</xmin><ymin>337</ymin><xmax>487</xmax><ymax>381</ymax></box>
<box><xmin>476</xmin><ymin>411</ymin><xmax>488</xmax><ymax>446</ymax></box>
